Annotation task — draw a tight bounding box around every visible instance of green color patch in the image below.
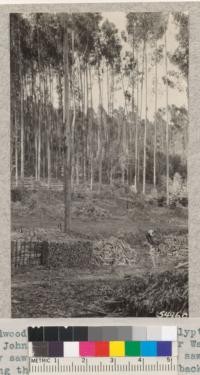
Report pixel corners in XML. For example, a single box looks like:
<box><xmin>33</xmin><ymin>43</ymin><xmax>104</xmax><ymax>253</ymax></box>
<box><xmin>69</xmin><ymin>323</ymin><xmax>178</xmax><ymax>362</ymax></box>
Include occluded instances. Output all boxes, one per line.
<box><xmin>125</xmin><ymin>341</ymin><xmax>141</xmax><ymax>356</ymax></box>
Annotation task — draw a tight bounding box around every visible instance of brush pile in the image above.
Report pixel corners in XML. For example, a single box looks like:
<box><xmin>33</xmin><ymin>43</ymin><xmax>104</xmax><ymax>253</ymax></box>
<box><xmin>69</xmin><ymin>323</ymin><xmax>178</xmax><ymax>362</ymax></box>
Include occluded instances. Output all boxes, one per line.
<box><xmin>158</xmin><ymin>232</ymin><xmax>187</xmax><ymax>258</ymax></box>
<box><xmin>102</xmin><ymin>267</ymin><xmax>188</xmax><ymax>316</ymax></box>
<box><xmin>92</xmin><ymin>236</ymin><xmax>136</xmax><ymax>267</ymax></box>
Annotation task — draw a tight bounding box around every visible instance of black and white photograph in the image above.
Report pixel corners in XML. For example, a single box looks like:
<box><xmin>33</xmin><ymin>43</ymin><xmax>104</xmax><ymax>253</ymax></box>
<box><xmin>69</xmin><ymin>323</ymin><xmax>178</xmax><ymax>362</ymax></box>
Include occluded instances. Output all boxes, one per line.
<box><xmin>10</xmin><ymin>11</ymin><xmax>188</xmax><ymax>318</ymax></box>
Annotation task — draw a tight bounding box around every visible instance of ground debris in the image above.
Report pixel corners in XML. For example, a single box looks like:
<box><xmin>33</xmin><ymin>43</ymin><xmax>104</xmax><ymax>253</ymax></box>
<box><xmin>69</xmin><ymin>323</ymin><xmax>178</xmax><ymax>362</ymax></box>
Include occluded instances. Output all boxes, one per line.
<box><xmin>72</xmin><ymin>201</ymin><xmax>111</xmax><ymax>219</ymax></box>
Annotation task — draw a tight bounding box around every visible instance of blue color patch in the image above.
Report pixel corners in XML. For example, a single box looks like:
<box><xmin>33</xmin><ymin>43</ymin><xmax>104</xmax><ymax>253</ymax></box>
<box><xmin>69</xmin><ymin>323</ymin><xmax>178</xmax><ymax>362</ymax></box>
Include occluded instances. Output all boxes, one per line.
<box><xmin>157</xmin><ymin>341</ymin><xmax>172</xmax><ymax>357</ymax></box>
<box><xmin>141</xmin><ymin>341</ymin><xmax>157</xmax><ymax>356</ymax></box>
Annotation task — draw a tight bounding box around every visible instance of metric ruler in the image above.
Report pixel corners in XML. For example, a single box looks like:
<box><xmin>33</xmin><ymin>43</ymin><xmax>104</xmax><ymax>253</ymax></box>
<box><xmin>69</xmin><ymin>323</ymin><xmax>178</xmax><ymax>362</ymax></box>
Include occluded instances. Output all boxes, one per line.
<box><xmin>29</xmin><ymin>356</ymin><xmax>178</xmax><ymax>375</ymax></box>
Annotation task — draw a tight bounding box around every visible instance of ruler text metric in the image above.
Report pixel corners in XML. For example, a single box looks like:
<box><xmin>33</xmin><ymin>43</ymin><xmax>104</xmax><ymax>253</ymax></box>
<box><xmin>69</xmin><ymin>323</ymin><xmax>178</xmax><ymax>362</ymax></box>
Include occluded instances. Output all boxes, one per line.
<box><xmin>29</xmin><ymin>356</ymin><xmax>177</xmax><ymax>375</ymax></box>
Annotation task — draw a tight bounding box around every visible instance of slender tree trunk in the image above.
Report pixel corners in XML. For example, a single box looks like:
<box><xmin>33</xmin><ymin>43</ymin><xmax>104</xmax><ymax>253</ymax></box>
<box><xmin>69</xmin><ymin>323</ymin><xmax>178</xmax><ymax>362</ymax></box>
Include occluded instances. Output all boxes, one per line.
<box><xmin>165</xmin><ymin>28</ymin><xmax>169</xmax><ymax>206</ymax></box>
<box><xmin>134</xmin><ymin>49</ymin><xmax>139</xmax><ymax>193</ymax></box>
<box><xmin>121</xmin><ymin>73</ymin><xmax>128</xmax><ymax>186</ymax></box>
<box><xmin>35</xmin><ymin>131</ymin><xmax>38</xmax><ymax>181</ymax></box>
<box><xmin>110</xmin><ymin>164</ymin><xmax>113</xmax><ymax>186</ymax></box>
<box><xmin>142</xmin><ymin>40</ymin><xmax>147</xmax><ymax>195</ymax></box>
<box><xmin>18</xmin><ymin>20</ymin><xmax>24</xmax><ymax>182</ymax></box>
<box><xmin>130</xmin><ymin>31</ymin><xmax>135</xmax><ymax>186</ymax></box>
<box><xmin>122</xmin><ymin>165</ymin><xmax>125</xmax><ymax>185</ymax></box>
<box><xmin>63</xmin><ymin>19</ymin><xmax>71</xmax><ymax>233</ymax></box>
<box><xmin>15</xmin><ymin>107</ymin><xmax>18</xmax><ymax>187</ymax></box>
<box><xmin>71</xmin><ymin>30</ymin><xmax>76</xmax><ymax>190</ymax></box>
<box><xmin>42</xmin><ymin>75</ymin><xmax>46</xmax><ymax>180</ymax></box>
<box><xmin>58</xmin><ymin>72</ymin><xmax>63</xmax><ymax>180</ymax></box>
<box><xmin>75</xmin><ymin>157</ymin><xmax>79</xmax><ymax>186</ymax></box>
<box><xmin>85</xmin><ymin>63</ymin><xmax>89</xmax><ymax>182</ymax></box>
<box><xmin>38</xmin><ymin>94</ymin><xmax>41</xmax><ymax>181</ymax></box>
<box><xmin>37</xmin><ymin>21</ymin><xmax>41</xmax><ymax>182</ymax></box>
<box><xmin>82</xmin><ymin>66</ymin><xmax>86</xmax><ymax>183</ymax></box>
<box><xmin>153</xmin><ymin>40</ymin><xmax>158</xmax><ymax>188</ymax></box>
<box><xmin>107</xmin><ymin>64</ymin><xmax>110</xmax><ymax>116</ymax></box>
<box><xmin>20</xmin><ymin>76</ymin><xmax>24</xmax><ymax>181</ymax></box>
<box><xmin>89</xmin><ymin>67</ymin><xmax>94</xmax><ymax>191</ymax></box>
<box><xmin>31</xmin><ymin>64</ymin><xmax>38</xmax><ymax>181</ymax></box>
<box><xmin>138</xmin><ymin>42</ymin><xmax>145</xmax><ymax>185</ymax></box>
<box><xmin>97</xmin><ymin>62</ymin><xmax>103</xmax><ymax>192</ymax></box>
<box><xmin>110</xmin><ymin>67</ymin><xmax>115</xmax><ymax>183</ymax></box>
<box><xmin>47</xmin><ymin>68</ymin><xmax>52</xmax><ymax>188</ymax></box>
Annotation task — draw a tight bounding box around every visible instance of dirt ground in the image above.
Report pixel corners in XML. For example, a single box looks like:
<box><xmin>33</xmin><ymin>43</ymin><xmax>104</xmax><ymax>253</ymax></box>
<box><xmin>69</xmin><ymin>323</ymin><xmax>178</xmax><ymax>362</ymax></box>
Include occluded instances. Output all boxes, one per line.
<box><xmin>11</xmin><ymin>184</ymin><xmax>188</xmax><ymax>318</ymax></box>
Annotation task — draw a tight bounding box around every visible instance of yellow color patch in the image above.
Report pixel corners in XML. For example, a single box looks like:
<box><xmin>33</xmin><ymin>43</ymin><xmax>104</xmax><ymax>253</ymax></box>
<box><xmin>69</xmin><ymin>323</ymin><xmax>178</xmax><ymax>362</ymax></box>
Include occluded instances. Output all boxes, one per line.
<box><xmin>109</xmin><ymin>341</ymin><xmax>125</xmax><ymax>357</ymax></box>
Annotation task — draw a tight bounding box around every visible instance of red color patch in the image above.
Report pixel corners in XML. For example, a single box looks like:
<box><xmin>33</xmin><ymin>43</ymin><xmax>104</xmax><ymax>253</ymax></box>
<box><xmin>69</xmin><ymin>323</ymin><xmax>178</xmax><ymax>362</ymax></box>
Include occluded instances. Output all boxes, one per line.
<box><xmin>95</xmin><ymin>342</ymin><xmax>109</xmax><ymax>357</ymax></box>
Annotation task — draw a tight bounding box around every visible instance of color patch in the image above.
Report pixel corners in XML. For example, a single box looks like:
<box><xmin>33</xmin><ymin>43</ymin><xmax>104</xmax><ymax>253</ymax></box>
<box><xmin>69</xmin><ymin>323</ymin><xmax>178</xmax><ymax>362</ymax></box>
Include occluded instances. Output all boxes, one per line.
<box><xmin>88</xmin><ymin>327</ymin><xmax>103</xmax><ymax>341</ymax></box>
<box><xmin>132</xmin><ymin>327</ymin><xmax>147</xmax><ymax>341</ymax></box>
<box><xmin>117</xmin><ymin>327</ymin><xmax>132</xmax><ymax>341</ymax></box>
<box><xmin>102</xmin><ymin>327</ymin><xmax>119</xmax><ymax>341</ymax></box>
<box><xmin>59</xmin><ymin>327</ymin><xmax>73</xmax><ymax>341</ymax></box>
<box><xmin>48</xmin><ymin>342</ymin><xmax>63</xmax><ymax>357</ymax></box>
<box><xmin>141</xmin><ymin>341</ymin><xmax>157</xmax><ymax>357</ymax></box>
<box><xmin>95</xmin><ymin>342</ymin><xmax>109</xmax><ymax>357</ymax></box>
<box><xmin>162</xmin><ymin>326</ymin><xmax>177</xmax><ymax>341</ymax></box>
<box><xmin>44</xmin><ymin>327</ymin><xmax>58</xmax><ymax>341</ymax></box>
<box><xmin>125</xmin><ymin>341</ymin><xmax>140</xmax><ymax>357</ymax></box>
<box><xmin>157</xmin><ymin>341</ymin><xmax>172</xmax><ymax>357</ymax></box>
<box><xmin>31</xmin><ymin>342</ymin><xmax>48</xmax><ymax>357</ymax></box>
<box><xmin>28</xmin><ymin>327</ymin><xmax>43</xmax><ymax>342</ymax></box>
<box><xmin>147</xmin><ymin>327</ymin><xmax>162</xmax><ymax>341</ymax></box>
<box><xmin>73</xmin><ymin>327</ymin><xmax>88</xmax><ymax>342</ymax></box>
<box><xmin>79</xmin><ymin>342</ymin><xmax>95</xmax><ymax>357</ymax></box>
<box><xmin>64</xmin><ymin>342</ymin><xmax>79</xmax><ymax>357</ymax></box>
<box><xmin>109</xmin><ymin>341</ymin><xmax>125</xmax><ymax>357</ymax></box>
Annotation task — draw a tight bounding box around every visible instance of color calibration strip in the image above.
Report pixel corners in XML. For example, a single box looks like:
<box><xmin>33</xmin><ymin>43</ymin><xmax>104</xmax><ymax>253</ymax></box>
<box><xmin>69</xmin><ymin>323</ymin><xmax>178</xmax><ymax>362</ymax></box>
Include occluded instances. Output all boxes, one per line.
<box><xmin>29</xmin><ymin>340</ymin><xmax>177</xmax><ymax>358</ymax></box>
<box><xmin>28</xmin><ymin>326</ymin><xmax>177</xmax><ymax>358</ymax></box>
<box><xmin>28</xmin><ymin>326</ymin><xmax>177</xmax><ymax>342</ymax></box>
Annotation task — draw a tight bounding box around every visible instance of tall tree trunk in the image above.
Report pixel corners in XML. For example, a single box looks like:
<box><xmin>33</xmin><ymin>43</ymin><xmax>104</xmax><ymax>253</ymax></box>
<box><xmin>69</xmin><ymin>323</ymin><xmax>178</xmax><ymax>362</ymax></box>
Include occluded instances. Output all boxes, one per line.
<box><xmin>35</xmin><ymin>131</ymin><xmax>38</xmax><ymax>181</ymax></box>
<box><xmin>18</xmin><ymin>19</ymin><xmax>24</xmax><ymax>182</ymax></box>
<box><xmin>20</xmin><ymin>76</ymin><xmax>24</xmax><ymax>181</ymax></box>
<box><xmin>31</xmin><ymin>63</ymin><xmax>38</xmax><ymax>181</ymax></box>
<box><xmin>130</xmin><ymin>31</ymin><xmax>135</xmax><ymax>186</ymax></box>
<box><xmin>121</xmin><ymin>73</ymin><xmax>128</xmax><ymax>187</ymax></box>
<box><xmin>63</xmin><ymin>19</ymin><xmax>71</xmax><ymax>233</ymax></box>
<box><xmin>165</xmin><ymin>28</ymin><xmax>169</xmax><ymax>206</ymax></box>
<box><xmin>81</xmin><ymin>65</ymin><xmax>86</xmax><ymax>183</ymax></box>
<box><xmin>85</xmin><ymin>63</ymin><xmax>89</xmax><ymax>182</ymax></box>
<box><xmin>89</xmin><ymin>67</ymin><xmax>94</xmax><ymax>191</ymax></box>
<box><xmin>106</xmin><ymin>64</ymin><xmax>110</xmax><ymax>116</ymax></box>
<box><xmin>97</xmin><ymin>62</ymin><xmax>103</xmax><ymax>192</ymax></box>
<box><xmin>58</xmin><ymin>71</ymin><xmax>63</xmax><ymax>180</ymax></box>
<box><xmin>71</xmin><ymin>30</ymin><xmax>76</xmax><ymax>190</ymax></box>
<box><xmin>75</xmin><ymin>156</ymin><xmax>79</xmax><ymax>186</ymax></box>
<box><xmin>110</xmin><ymin>67</ymin><xmax>115</xmax><ymax>184</ymax></box>
<box><xmin>142</xmin><ymin>40</ymin><xmax>147</xmax><ymax>195</ymax></box>
<box><xmin>134</xmin><ymin>48</ymin><xmax>139</xmax><ymax>192</ymax></box>
<box><xmin>38</xmin><ymin>93</ymin><xmax>41</xmax><ymax>181</ymax></box>
<box><xmin>36</xmin><ymin>19</ymin><xmax>42</xmax><ymax>182</ymax></box>
<box><xmin>47</xmin><ymin>67</ymin><xmax>52</xmax><ymax>188</ymax></box>
<box><xmin>138</xmin><ymin>42</ymin><xmax>145</xmax><ymax>185</ymax></box>
<box><xmin>15</xmin><ymin>106</ymin><xmax>18</xmax><ymax>187</ymax></box>
<box><xmin>153</xmin><ymin>40</ymin><xmax>158</xmax><ymax>188</ymax></box>
<box><xmin>42</xmin><ymin>75</ymin><xmax>46</xmax><ymax>180</ymax></box>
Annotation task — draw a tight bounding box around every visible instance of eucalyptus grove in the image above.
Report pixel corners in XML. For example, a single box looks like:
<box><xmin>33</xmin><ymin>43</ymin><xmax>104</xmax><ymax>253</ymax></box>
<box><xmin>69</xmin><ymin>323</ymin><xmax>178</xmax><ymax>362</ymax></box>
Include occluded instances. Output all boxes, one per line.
<box><xmin>11</xmin><ymin>12</ymin><xmax>188</xmax><ymax>231</ymax></box>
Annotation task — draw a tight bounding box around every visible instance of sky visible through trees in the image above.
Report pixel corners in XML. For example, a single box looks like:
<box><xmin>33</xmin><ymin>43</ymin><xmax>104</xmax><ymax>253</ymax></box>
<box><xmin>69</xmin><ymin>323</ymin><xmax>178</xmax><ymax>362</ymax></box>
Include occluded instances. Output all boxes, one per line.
<box><xmin>95</xmin><ymin>12</ymin><xmax>188</xmax><ymax>119</ymax></box>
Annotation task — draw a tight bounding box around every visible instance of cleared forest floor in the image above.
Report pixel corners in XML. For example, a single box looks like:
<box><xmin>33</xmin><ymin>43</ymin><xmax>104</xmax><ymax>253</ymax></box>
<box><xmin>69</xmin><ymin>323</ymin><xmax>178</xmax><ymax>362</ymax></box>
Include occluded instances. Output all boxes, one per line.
<box><xmin>11</xmin><ymin>182</ymin><xmax>188</xmax><ymax>317</ymax></box>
